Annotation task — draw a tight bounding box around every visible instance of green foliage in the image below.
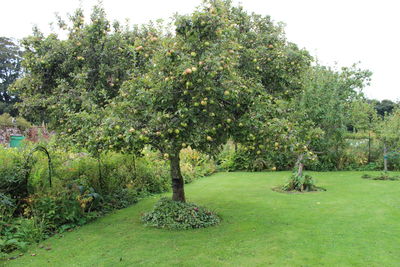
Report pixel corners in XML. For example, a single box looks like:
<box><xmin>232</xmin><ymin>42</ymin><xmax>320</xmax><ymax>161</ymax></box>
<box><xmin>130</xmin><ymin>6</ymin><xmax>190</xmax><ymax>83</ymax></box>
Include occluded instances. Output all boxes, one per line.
<box><xmin>180</xmin><ymin>147</ymin><xmax>216</xmax><ymax>183</ymax></box>
<box><xmin>0</xmin><ymin>144</ymin><xmax>214</xmax><ymax>257</ymax></box>
<box><xmin>376</xmin><ymin>109</ymin><xmax>400</xmax><ymax>147</ymax></box>
<box><xmin>0</xmin><ymin>193</ymin><xmax>15</xmax><ymax>220</ymax></box>
<box><xmin>114</xmin><ymin>1</ymin><xmax>266</xmax><ymax>157</ymax></box>
<box><xmin>0</xmin><ymin>113</ymin><xmax>31</xmax><ymax>130</ymax></box>
<box><xmin>0</xmin><ymin>37</ymin><xmax>22</xmax><ymax>116</ymax></box>
<box><xmin>349</xmin><ymin>100</ymin><xmax>379</xmax><ymax>133</ymax></box>
<box><xmin>218</xmin><ymin>144</ymin><xmax>278</xmax><ymax>171</ymax></box>
<box><xmin>142</xmin><ymin>197</ymin><xmax>220</xmax><ymax>230</ymax></box>
<box><xmin>27</xmin><ymin>190</ymin><xmax>95</xmax><ymax>231</ymax></box>
<box><xmin>12</xmin><ymin>5</ymin><xmax>140</xmax><ymax>129</ymax></box>
<box><xmin>217</xmin><ymin>107</ymin><xmax>323</xmax><ymax>172</ymax></box>
<box><xmin>297</xmin><ymin>64</ymin><xmax>372</xmax><ymax>170</ymax></box>
<box><xmin>0</xmin><ymin>147</ymin><xmax>31</xmax><ymax>199</ymax></box>
<box><xmin>371</xmin><ymin>99</ymin><xmax>398</xmax><ymax>118</ymax></box>
<box><xmin>281</xmin><ymin>172</ymin><xmax>323</xmax><ymax>192</ymax></box>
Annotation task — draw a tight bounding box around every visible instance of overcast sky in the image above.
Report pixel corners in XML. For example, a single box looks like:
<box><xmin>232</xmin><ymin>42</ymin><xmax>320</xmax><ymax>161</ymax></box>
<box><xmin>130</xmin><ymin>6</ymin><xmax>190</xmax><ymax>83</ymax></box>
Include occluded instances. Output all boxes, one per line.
<box><xmin>1</xmin><ymin>0</ymin><xmax>399</xmax><ymax>101</ymax></box>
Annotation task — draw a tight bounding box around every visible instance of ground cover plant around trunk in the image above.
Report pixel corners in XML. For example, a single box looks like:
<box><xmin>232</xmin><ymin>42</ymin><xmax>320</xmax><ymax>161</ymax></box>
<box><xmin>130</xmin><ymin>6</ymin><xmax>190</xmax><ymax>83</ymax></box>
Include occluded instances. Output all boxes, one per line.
<box><xmin>141</xmin><ymin>197</ymin><xmax>220</xmax><ymax>230</ymax></box>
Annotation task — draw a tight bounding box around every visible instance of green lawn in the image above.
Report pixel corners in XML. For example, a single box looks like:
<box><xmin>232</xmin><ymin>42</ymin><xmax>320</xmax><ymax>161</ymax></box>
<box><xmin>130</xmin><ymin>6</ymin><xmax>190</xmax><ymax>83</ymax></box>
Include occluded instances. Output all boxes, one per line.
<box><xmin>4</xmin><ymin>171</ymin><xmax>400</xmax><ymax>267</ymax></box>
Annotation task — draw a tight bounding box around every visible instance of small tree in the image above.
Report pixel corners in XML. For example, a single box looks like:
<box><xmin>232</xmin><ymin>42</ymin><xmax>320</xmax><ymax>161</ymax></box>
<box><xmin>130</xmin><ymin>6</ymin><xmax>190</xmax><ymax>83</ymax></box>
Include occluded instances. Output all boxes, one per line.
<box><xmin>349</xmin><ymin>99</ymin><xmax>380</xmax><ymax>163</ymax></box>
<box><xmin>375</xmin><ymin>109</ymin><xmax>400</xmax><ymax>172</ymax></box>
<box><xmin>281</xmin><ymin>119</ymin><xmax>324</xmax><ymax>192</ymax></box>
<box><xmin>298</xmin><ymin>64</ymin><xmax>372</xmax><ymax>170</ymax></box>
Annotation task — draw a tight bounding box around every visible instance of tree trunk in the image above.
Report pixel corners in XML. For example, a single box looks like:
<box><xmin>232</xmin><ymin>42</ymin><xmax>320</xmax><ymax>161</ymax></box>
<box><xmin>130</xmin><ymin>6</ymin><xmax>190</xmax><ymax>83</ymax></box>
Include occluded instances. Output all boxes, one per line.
<box><xmin>368</xmin><ymin>131</ymin><xmax>371</xmax><ymax>163</ymax></box>
<box><xmin>335</xmin><ymin>144</ymin><xmax>340</xmax><ymax>169</ymax></box>
<box><xmin>97</xmin><ymin>155</ymin><xmax>104</xmax><ymax>192</ymax></box>
<box><xmin>297</xmin><ymin>154</ymin><xmax>304</xmax><ymax>177</ymax></box>
<box><xmin>383</xmin><ymin>143</ymin><xmax>388</xmax><ymax>172</ymax></box>
<box><xmin>170</xmin><ymin>152</ymin><xmax>186</xmax><ymax>202</ymax></box>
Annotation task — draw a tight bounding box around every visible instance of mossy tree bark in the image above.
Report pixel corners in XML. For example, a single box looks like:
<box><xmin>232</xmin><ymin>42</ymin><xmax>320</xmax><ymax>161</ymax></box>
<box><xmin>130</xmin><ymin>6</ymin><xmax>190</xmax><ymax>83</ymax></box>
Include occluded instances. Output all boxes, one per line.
<box><xmin>170</xmin><ymin>152</ymin><xmax>186</xmax><ymax>202</ymax></box>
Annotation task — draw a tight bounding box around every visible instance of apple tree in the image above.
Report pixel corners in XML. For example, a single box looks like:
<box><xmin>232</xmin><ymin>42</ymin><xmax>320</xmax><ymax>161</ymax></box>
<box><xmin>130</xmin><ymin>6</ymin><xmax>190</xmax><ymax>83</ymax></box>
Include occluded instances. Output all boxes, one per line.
<box><xmin>201</xmin><ymin>2</ymin><xmax>313</xmax><ymax>171</ymax></box>
<box><xmin>107</xmin><ymin>1</ymin><xmax>271</xmax><ymax>202</ymax></box>
<box><xmin>11</xmin><ymin>6</ymin><xmax>162</xmax><ymax>151</ymax></box>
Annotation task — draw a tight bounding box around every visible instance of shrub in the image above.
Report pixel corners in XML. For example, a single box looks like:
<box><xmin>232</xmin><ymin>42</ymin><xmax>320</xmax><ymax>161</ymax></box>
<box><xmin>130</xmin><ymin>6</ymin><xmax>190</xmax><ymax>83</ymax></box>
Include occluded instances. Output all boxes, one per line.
<box><xmin>0</xmin><ymin>217</ymin><xmax>49</xmax><ymax>258</ymax></box>
<box><xmin>102</xmin><ymin>188</ymin><xmax>143</xmax><ymax>211</ymax></box>
<box><xmin>0</xmin><ymin>150</ymin><xmax>31</xmax><ymax>200</ymax></box>
<box><xmin>142</xmin><ymin>197</ymin><xmax>220</xmax><ymax>230</ymax></box>
<box><xmin>0</xmin><ymin>193</ymin><xmax>15</xmax><ymax>222</ymax></box>
<box><xmin>180</xmin><ymin>147</ymin><xmax>216</xmax><ymax>183</ymax></box>
<box><xmin>0</xmin><ymin>113</ymin><xmax>31</xmax><ymax>131</ymax></box>
<box><xmin>216</xmin><ymin>142</ymin><xmax>292</xmax><ymax>172</ymax></box>
<box><xmin>133</xmin><ymin>151</ymin><xmax>170</xmax><ymax>193</ymax></box>
<box><xmin>26</xmin><ymin>191</ymin><xmax>90</xmax><ymax>233</ymax></box>
<box><xmin>280</xmin><ymin>172</ymin><xmax>325</xmax><ymax>192</ymax></box>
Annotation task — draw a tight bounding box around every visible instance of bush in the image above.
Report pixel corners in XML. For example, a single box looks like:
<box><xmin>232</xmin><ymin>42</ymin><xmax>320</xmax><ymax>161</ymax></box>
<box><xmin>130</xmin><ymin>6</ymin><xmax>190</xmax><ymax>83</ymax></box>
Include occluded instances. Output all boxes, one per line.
<box><xmin>217</xmin><ymin>143</ymin><xmax>270</xmax><ymax>171</ymax></box>
<box><xmin>102</xmin><ymin>188</ymin><xmax>143</xmax><ymax>211</ymax></box>
<box><xmin>142</xmin><ymin>197</ymin><xmax>220</xmax><ymax>230</ymax></box>
<box><xmin>280</xmin><ymin>172</ymin><xmax>325</xmax><ymax>192</ymax></box>
<box><xmin>0</xmin><ymin>193</ymin><xmax>15</xmax><ymax>222</ymax></box>
<box><xmin>180</xmin><ymin>147</ymin><xmax>216</xmax><ymax>183</ymax></box>
<box><xmin>216</xmin><ymin>142</ymin><xmax>293</xmax><ymax>172</ymax></box>
<box><xmin>0</xmin><ymin>147</ymin><xmax>31</xmax><ymax>201</ymax></box>
<box><xmin>0</xmin><ymin>113</ymin><xmax>31</xmax><ymax>131</ymax></box>
<box><xmin>133</xmin><ymin>151</ymin><xmax>170</xmax><ymax>193</ymax></box>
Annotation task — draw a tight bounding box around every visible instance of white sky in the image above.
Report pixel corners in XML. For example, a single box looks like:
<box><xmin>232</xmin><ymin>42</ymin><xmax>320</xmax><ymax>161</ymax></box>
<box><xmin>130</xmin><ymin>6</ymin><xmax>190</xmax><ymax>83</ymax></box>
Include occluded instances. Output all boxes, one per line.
<box><xmin>1</xmin><ymin>0</ymin><xmax>399</xmax><ymax>101</ymax></box>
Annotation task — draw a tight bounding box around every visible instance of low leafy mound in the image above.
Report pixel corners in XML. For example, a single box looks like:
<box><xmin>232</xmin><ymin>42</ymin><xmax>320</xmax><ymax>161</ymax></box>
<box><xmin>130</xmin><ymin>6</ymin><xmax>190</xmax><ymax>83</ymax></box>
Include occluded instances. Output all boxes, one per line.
<box><xmin>142</xmin><ymin>197</ymin><xmax>220</xmax><ymax>230</ymax></box>
<box><xmin>362</xmin><ymin>173</ymin><xmax>400</xmax><ymax>181</ymax></box>
<box><xmin>275</xmin><ymin>173</ymin><xmax>326</xmax><ymax>193</ymax></box>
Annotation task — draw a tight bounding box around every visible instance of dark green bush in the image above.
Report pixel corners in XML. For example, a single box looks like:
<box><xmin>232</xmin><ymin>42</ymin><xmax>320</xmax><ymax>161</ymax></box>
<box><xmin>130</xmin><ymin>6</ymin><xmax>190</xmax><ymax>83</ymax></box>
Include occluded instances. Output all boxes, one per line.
<box><xmin>142</xmin><ymin>197</ymin><xmax>220</xmax><ymax>230</ymax></box>
<box><xmin>361</xmin><ymin>174</ymin><xmax>372</xmax><ymax>179</ymax></box>
<box><xmin>0</xmin><ymin>193</ymin><xmax>15</xmax><ymax>221</ymax></box>
<box><xmin>102</xmin><ymin>188</ymin><xmax>143</xmax><ymax>211</ymax></box>
<box><xmin>216</xmin><ymin>143</ymin><xmax>292</xmax><ymax>172</ymax></box>
<box><xmin>0</xmin><ymin>153</ymin><xmax>31</xmax><ymax>200</ymax></box>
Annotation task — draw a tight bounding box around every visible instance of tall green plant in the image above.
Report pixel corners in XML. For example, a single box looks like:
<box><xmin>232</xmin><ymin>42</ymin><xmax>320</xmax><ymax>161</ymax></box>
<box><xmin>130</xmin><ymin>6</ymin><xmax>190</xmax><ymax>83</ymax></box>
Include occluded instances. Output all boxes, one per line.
<box><xmin>299</xmin><ymin>64</ymin><xmax>372</xmax><ymax>170</ymax></box>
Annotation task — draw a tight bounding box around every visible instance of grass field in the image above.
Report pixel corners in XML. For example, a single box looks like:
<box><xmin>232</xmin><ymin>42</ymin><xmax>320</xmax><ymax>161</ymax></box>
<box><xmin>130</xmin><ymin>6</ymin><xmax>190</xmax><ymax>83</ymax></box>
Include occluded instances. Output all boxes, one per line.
<box><xmin>3</xmin><ymin>171</ymin><xmax>400</xmax><ymax>267</ymax></box>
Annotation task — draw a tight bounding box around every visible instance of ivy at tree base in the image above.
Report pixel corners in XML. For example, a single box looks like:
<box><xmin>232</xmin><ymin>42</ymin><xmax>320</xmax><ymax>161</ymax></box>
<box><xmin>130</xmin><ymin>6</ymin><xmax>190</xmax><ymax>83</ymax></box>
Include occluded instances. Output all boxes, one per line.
<box><xmin>142</xmin><ymin>197</ymin><xmax>220</xmax><ymax>230</ymax></box>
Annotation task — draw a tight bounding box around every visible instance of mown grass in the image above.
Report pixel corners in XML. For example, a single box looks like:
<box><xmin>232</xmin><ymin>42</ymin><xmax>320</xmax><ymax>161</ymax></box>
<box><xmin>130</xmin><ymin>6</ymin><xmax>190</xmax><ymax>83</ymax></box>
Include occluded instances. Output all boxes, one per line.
<box><xmin>3</xmin><ymin>171</ymin><xmax>400</xmax><ymax>267</ymax></box>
